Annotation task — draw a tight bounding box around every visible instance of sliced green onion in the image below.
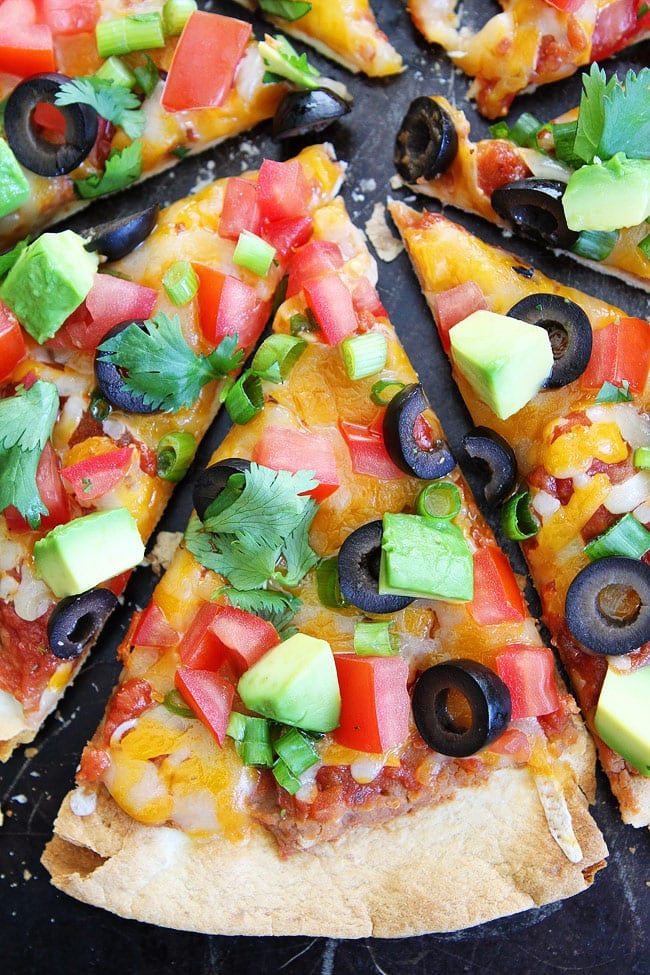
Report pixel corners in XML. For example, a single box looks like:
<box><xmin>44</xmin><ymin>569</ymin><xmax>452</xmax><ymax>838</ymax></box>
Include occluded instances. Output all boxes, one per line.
<box><xmin>289</xmin><ymin>310</ymin><xmax>319</xmax><ymax>335</ymax></box>
<box><xmin>572</xmin><ymin>229</ymin><xmax>619</xmax><ymax>262</ymax></box>
<box><xmin>416</xmin><ymin>481</ymin><xmax>461</xmax><ymax>520</ymax></box>
<box><xmin>273</xmin><ymin>727</ymin><xmax>319</xmax><ymax>776</ymax></box>
<box><xmin>89</xmin><ymin>388</ymin><xmax>111</xmax><ymax>422</ymax></box>
<box><xmin>233</xmin><ymin>231</ymin><xmax>276</xmax><ymax>277</ymax></box>
<box><xmin>549</xmin><ymin>120</ymin><xmax>582</xmax><ymax>167</ymax></box>
<box><xmin>227</xmin><ymin>713</ymin><xmax>273</xmax><ymax>766</ymax></box>
<box><xmin>133</xmin><ymin>54</ymin><xmax>160</xmax><ymax>97</ymax></box>
<box><xmin>162</xmin><ymin>0</ymin><xmax>197</xmax><ymax>35</ymax></box>
<box><xmin>501</xmin><ymin>490</ymin><xmax>539</xmax><ymax>541</ymax></box>
<box><xmin>508</xmin><ymin>112</ymin><xmax>542</xmax><ymax>147</ymax></box>
<box><xmin>370</xmin><ymin>378</ymin><xmax>405</xmax><ymax>406</ymax></box>
<box><xmin>272</xmin><ymin>756</ymin><xmax>302</xmax><ymax>794</ymax></box>
<box><xmin>163</xmin><ymin>260</ymin><xmax>199</xmax><ymax>306</ymax></box>
<box><xmin>164</xmin><ymin>688</ymin><xmax>195</xmax><ymax>718</ymax></box>
<box><xmin>638</xmin><ymin>232</ymin><xmax>650</xmax><ymax>261</ymax></box>
<box><xmin>0</xmin><ymin>235</ymin><xmax>29</xmax><ymax>280</ymax></box>
<box><xmin>93</xmin><ymin>56</ymin><xmax>136</xmax><ymax>89</ymax></box>
<box><xmin>156</xmin><ymin>431</ymin><xmax>196</xmax><ymax>482</ymax></box>
<box><xmin>315</xmin><ymin>556</ymin><xmax>348</xmax><ymax>608</ymax></box>
<box><xmin>488</xmin><ymin>121</ymin><xmax>509</xmax><ymax>140</ymax></box>
<box><xmin>251</xmin><ymin>334</ymin><xmax>307</xmax><ymax>383</ymax></box>
<box><xmin>340</xmin><ymin>331</ymin><xmax>388</xmax><ymax>381</ymax></box>
<box><xmin>260</xmin><ymin>0</ymin><xmax>312</xmax><ymax>21</ymax></box>
<box><xmin>353</xmin><ymin>621</ymin><xmax>397</xmax><ymax>657</ymax></box>
<box><xmin>633</xmin><ymin>446</ymin><xmax>650</xmax><ymax>469</ymax></box>
<box><xmin>224</xmin><ymin>370</ymin><xmax>264</xmax><ymax>424</ymax></box>
<box><xmin>226</xmin><ymin>711</ymin><xmax>247</xmax><ymax>741</ymax></box>
<box><xmin>584</xmin><ymin>512</ymin><xmax>650</xmax><ymax>561</ymax></box>
<box><xmin>96</xmin><ymin>13</ymin><xmax>166</xmax><ymax>57</ymax></box>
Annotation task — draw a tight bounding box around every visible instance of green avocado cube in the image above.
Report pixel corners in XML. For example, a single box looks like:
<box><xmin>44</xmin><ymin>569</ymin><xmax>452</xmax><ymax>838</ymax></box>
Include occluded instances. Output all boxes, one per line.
<box><xmin>34</xmin><ymin>508</ymin><xmax>145</xmax><ymax>599</ymax></box>
<box><xmin>379</xmin><ymin>512</ymin><xmax>474</xmax><ymax>602</ymax></box>
<box><xmin>563</xmin><ymin>154</ymin><xmax>650</xmax><ymax>233</ymax></box>
<box><xmin>594</xmin><ymin>663</ymin><xmax>650</xmax><ymax>776</ymax></box>
<box><xmin>0</xmin><ymin>141</ymin><xmax>30</xmax><ymax>219</ymax></box>
<box><xmin>0</xmin><ymin>230</ymin><xmax>98</xmax><ymax>343</ymax></box>
<box><xmin>450</xmin><ymin>310</ymin><xmax>554</xmax><ymax>420</ymax></box>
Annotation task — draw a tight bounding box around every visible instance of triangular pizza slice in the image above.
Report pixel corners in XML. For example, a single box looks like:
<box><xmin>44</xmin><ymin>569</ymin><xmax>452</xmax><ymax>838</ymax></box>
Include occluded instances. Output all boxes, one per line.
<box><xmin>390</xmin><ymin>200</ymin><xmax>650</xmax><ymax>827</ymax></box>
<box><xmin>406</xmin><ymin>0</ymin><xmax>650</xmax><ymax>118</ymax></box>
<box><xmin>392</xmin><ymin>65</ymin><xmax>650</xmax><ymax>292</ymax></box>
<box><xmin>0</xmin><ymin>143</ymin><xmax>345</xmax><ymax>760</ymax></box>
<box><xmin>42</xmin><ymin>152</ymin><xmax>606</xmax><ymax>937</ymax></box>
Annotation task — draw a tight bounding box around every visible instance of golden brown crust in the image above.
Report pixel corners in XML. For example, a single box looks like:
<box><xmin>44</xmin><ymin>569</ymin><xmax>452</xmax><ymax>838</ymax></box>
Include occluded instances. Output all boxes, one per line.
<box><xmin>44</xmin><ymin>767</ymin><xmax>607</xmax><ymax>938</ymax></box>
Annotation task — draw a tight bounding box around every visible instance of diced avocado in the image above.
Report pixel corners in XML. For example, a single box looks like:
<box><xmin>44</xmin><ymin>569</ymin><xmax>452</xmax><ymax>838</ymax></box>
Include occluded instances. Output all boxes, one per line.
<box><xmin>33</xmin><ymin>508</ymin><xmax>145</xmax><ymax>599</ymax></box>
<box><xmin>449</xmin><ymin>309</ymin><xmax>553</xmax><ymax>420</ymax></box>
<box><xmin>594</xmin><ymin>663</ymin><xmax>650</xmax><ymax>776</ymax></box>
<box><xmin>0</xmin><ymin>141</ymin><xmax>30</xmax><ymax>219</ymax></box>
<box><xmin>237</xmin><ymin>632</ymin><xmax>341</xmax><ymax>733</ymax></box>
<box><xmin>563</xmin><ymin>154</ymin><xmax>650</xmax><ymax>232</ymax></box>
<box><xmin>0</xmin><ymin>230</ymin><xmax>98</xmax><ymax>344</ymax></box>
<box><xmin>379</xmin><ymin>512</ymin><xmax>474</xmax><ymax>601</ymax></box>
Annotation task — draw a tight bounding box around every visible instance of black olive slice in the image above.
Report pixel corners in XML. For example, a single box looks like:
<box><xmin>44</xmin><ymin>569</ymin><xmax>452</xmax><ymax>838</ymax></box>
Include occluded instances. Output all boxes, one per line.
<box><xmin>491</xmin><ymin>178</ymin><xmax>579</xmax><ymax>250</ymax></box>
<box><xmin>83</xmin><ymin>204</ymin><xmax>160</xmax><ymax>262</ymax></box>
<box><xmin>507</xmin><ymin>292</ymin><xmax>592</xmax><ymax>388</ymax></box>
<box><xmin>383</xmin><ymin>383</ymin><xmax>455</xmax><ymax>480</ymax></box>
<box><xmin>462</xmin><ymin>426</ymin><xmax>517</xmax><ymax>506</ymax></box>
<box><xmin>272</xmin><ymin>88</ymin><xmax>351</xmax><ymax>140</ymax></box>
<box><xmin>47</xmin><ymin>588</ymin><xmax>118</xmax><ymax>659</ymax></box>
<box><xmin>193</xmin><ymin>458</ymin><xmax>252</xmax><ymax>522</ymax></box>
<box><xmin>4</xmin><ymin>73</ymin><xmax>98</xmax><ymax>177</ymax></box>
<box><xmin>394</xmin><ymin>97</ymin><xmax>458</xmax><ymax>183</ymax></box>
<box><xmin>565</xmin><ymin>557</ymin><xmax>650</xmax><ymax>656</ymax></box>
<box><xmin>412</xmin><ymin>659</ymin><xmax>511</xmax><ymax>757</ymax></box>
<box><xmin>337</xmin><ymin>520</ymin><xmax>414</xmax><ymax>614</ymax></box>
<box><xmin>94</xmin><ymin>320</ymin><xmax>160</xmax><ymax>415</ymax></box>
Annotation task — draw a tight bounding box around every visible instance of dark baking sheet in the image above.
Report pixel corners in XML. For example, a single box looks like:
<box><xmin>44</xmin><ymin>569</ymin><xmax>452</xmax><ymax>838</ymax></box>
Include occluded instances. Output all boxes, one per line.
<box><xmin>1</xmin><ymin>2</ymin><xmax>649</xmax><ymax>971</ymax></box>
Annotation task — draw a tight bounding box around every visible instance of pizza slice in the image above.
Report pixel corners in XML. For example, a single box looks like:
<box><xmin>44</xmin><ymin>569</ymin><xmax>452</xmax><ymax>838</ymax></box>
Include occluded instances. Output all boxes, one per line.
<box><xmin>231</xmin><ymin>0</ymin><xmax>403</xmax><ymax>76</ymax></box>
<box><xmin>0</xmin><ymin>0</ymin><xmax>354</xmax><ymax>251</ymax></box>
<box><xmin>406</xmin><ymin>0</ymin><xmax>650</xmax><ymax>118</ymax></box>
<box><xmin>0</xmin><ymin>143</ymin><xmax>345</xmax><ymax>761</ymax></box>
<box><xmin>393</xmin><ymin>64</ymin><xmax>650</xmax><ymax>292</ymax></box>
<box><xmin>389</xmin><ymin>200</ymin><xmax>650</xmax><ymax>827</ymax></box>
<box><xmin>42</xmin><ymin>157</ymin><xmax>606</xmax><ymax>937</ymax></box>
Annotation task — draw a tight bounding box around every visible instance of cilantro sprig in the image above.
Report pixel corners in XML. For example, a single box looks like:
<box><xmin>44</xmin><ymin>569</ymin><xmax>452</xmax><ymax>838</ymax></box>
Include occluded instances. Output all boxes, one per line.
<box><xmin>55</xmin><ymin>77</ymin><xmax>146</xmax><ymax>140</ymax></box>
<box><xmin>0</xmin><ymin>381</ymin><xmax>59</xmax><ymax>528</ymax></box>
<box><xmin>97</xmin><ymin>312</ymin><xmax>244</xmax><ymax>413</ymax></box>
<box><xmin>573</xmin><ymin>64</ymin><xmax>650</xmax><ymax>164</ymax></box>
<box><xmin>74</xmin><ymin>140</ymin><xmax>143</xmax><ymax>199</ymax></box>
<box><xmin>185</xmin><ymin>463</ymin><xmax>320</xmax><ymax>591</ymax></box>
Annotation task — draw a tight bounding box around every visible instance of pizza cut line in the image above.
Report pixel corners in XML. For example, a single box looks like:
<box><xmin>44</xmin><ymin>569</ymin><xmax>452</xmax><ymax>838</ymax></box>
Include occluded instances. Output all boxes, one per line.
<box><xmin>406</xmin><ymin>0</ymin><xmax>650</xmax><ymax>119</ymax></box>
<box><xmin>389</xmin><ymin>200</ymin><xmax>650</xmax><ymax>827</ymax></box>
<box><xmin>41</xmin><ymin>147</ymin><xmax>607</xmax><ymax>937</ymax></box>
<box><xmin>0</xmin><ymin>142</ymin><xmax>345</xmax><ymax>760</ymax></box>
<box><xmin>392</xmin><ymin>63</ymin><xmax>650</xmax><ymax>292</ymax></box>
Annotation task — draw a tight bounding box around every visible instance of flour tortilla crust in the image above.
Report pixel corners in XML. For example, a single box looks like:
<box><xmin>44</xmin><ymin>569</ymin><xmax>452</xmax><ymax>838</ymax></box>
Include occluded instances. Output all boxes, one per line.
<box><xmin>44</xmin><ymin>756</ymin><xmax>606</xmax><ymax>938</ymax></box>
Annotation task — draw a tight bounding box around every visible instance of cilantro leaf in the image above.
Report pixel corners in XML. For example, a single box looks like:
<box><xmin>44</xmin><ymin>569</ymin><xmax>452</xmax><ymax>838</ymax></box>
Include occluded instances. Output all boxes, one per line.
<box><xmin>595</xmin><ymin>380</ymin><xmax>632</xmax><ymax>403</ymax></box>
<box><xmin>574</xmin><ymin>64</ymin><xmax>650</xmax><ymax>164</ymax></box>
<box><xmin>55</xmin><ymin>77</ymin><xmax>145</xmax><ymax>140</ymax></box>
<box><xmin>97</xmin><ymin>313</ymin><xmax>243</xmax><ymax>413</ymax></box>
<box><xmin>274</xmin><ymin>503</ymin><xmax>319</xmax><ymax>586</ymax></box>
<box><xmin>0</xmin><ymin>381</ymin><xmax>59</xmax><ymax>528</ymax></box>
<box><xmin>220</xmin><ymin>587</ymin><xmax>301</xmax><ymax>632</ymax></box>
<box><xmin>74</xmin><ymin>140</ymin><xmax>143</xmax><ymax>200</ymax></box>
<box><xmin>0</xmin><ymin>236</ymin><xmax>29</xmax><ymax>280</ymax></box>
<box><xmin>259</xmin><ymin>0</ymin><xmax>312</xmax><ymax>21</ymax></box>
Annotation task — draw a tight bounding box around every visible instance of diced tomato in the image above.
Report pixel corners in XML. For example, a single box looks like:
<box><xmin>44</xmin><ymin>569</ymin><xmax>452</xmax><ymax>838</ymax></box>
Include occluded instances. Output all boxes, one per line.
<box><xmin>77</xmin><ymin>743</ymin><xmax>111</xmax><ymax>784</ymax></box>
<box><xmin>178</xmin><ymin>603</ymin><xmax>226</xmax><ymax>671</ymax></box>
<box><xmin>175</xmin><ymin>666</ymin><xmax>234</xmax><ymax>745</ymax></box>
<box><xmin>0</xmin><ymin>0</ymin><xmax>55</xmax><ymax>77</ymax></box>
<box><xmin>541</xmin><ymin>0</ymin><xmax>584</xmax><ymax>11</ymax></box>
<box><xmin>32</xmin><ymin>101</ymin><xmax>67</xmax><ymax>138</ymax></box>
<box><xmin>486</xmin><ymin>727</ymin><xmax>532</xmax><ymax>763</ymax></box>
<box><xmin>0</xmin><ymin>302</ymin><xmax>27</xmax><ymax>382</ymax></box>
<box><xmin>36</xmin><ymin>0</ymin><xmax>100</xmax><ymax>35</ymax></box>
<box><xmin>591</xmin><ymin>0</ymin><xmax>638</xmax><ymax>60</ymax></box>
<box><xmin>218</xmin><ymin>177</ymin><xmax>260</xmax><ymax>241</ymax></box>
<box><xmin>580</xmin><ymin>317</ymin><xmax>650</xmax><ymax>394</ymax></box>
<box><xmin>103</xmin><ymin>677</ymin><xmax>155</xmax><ymax>745</ymax></box>
<box><xmin>496</xmin><ymin>645</ymin><xmax>560</xmax><ymax>720</ymax></box>
<box><xmin>55</xmin><ymin>274</ymin><xmax>158</xmax><ymax>350</ymax></box>
<box><xmin>162</xmin><ymin>11</ymin><xmax>251</xmax><ymax>112</ymax></box>
<box><xmin>131</xmin><ymin>602</ymin><xmax>179</xmax><ymax>648</ymax></box>
<box><xmin>192</xmin><ymin>263</ymin><xmax>266</xmax><ymax>350</ymax></box>
<box><xmin>339</xmin><ymin>419</ymin><xmax>405</xmax><ymax>480</ymax></box>
<box><xmin>261</xmin><ymin>215</ymin><xmax>313</xmax><ymax>259</ymax></box>
<box><xmin>286</xmin><ymin>239</ymin><xmax>344</xmax><ymax>298</ymax></box>
<box><xmin>333</xmin><ymin>653</ymin><xmax>410</xmax><ymax>754</ymax></box>
<box><xmin>467</xmin><ymin>545</ymin><xmax>526</xmax><ymax>625</ymax></box>
<box><xmin>4</xmin><ymin>441</ymin><xmax>70</xmax><ymax>533</ymax></box>
<box><xmin>252</xmin><ymin>425</ymin><xmax>339</xmax><ymax>502</ymax></box>
<box><xmin>177</xmin><ymin>603</ymin><xmax>279</xmax><ymax>676</ymax></box>
<box><xmin>256</xmin><ymin>158</ymin><xmax>311</xmax><ymax>224</ymax></box>
<box><xmin>304</xmin><ymin>274</ymin><xmax>358</xmax><ymax>345</ymax></box>
<box><xmin>432</xmin><ymin>282</ymin><xmax>488</xmax><ymax>354</ymax></box>
<box><xmin>60</xmin><ymin>445</ymin><xmax>134</xmax><ymax>503</ymax></box>
<box><xmin>351</xmin><ymin>277</ymin><xmax>387</xmax><ymax>320</ymax></box>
